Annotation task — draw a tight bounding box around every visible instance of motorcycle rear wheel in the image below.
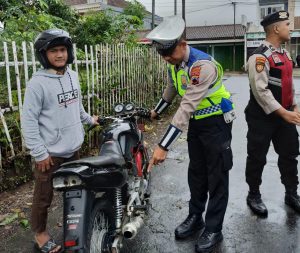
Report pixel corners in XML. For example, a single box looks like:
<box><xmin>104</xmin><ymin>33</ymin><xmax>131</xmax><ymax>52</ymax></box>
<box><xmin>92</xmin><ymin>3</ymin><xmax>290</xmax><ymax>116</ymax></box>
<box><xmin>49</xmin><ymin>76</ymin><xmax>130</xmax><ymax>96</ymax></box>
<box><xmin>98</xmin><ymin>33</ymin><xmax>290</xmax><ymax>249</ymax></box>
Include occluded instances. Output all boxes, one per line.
<box><xmin>86</xmin><ymin>201</ymin><xmax>113</xmax><ymax>253</ymax></box>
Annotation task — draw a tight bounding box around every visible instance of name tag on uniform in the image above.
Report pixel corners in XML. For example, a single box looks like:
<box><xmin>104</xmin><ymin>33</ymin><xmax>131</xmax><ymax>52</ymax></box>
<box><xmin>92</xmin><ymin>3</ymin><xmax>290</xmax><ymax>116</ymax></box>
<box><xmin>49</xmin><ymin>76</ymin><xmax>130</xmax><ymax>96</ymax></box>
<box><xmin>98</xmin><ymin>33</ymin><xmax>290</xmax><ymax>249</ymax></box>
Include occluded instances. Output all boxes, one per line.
<box><xmin>272</xmin><ymin>54</ymin><xmax>282</xmax><ymax>64</ymax></box>
<box><xmin>181</xmin><ymin>75</ymin><xmax>188</xmax><ymax>90</ymax></box>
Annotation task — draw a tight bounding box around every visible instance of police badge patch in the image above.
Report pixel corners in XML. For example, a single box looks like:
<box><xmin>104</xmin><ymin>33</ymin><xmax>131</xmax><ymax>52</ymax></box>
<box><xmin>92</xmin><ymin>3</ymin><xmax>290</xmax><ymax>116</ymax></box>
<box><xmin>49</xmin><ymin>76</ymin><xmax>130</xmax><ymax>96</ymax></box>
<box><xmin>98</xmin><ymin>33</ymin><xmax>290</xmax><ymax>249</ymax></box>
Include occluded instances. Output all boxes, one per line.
<box><xmin>256</xmin><ymin>56</ymin><xmax>266</xmax><ymax>73</ymax></box>
<box><xmin>190</xmin><ymin>66</ymin><xmax>201</xmax><ymax>85</ymax></box>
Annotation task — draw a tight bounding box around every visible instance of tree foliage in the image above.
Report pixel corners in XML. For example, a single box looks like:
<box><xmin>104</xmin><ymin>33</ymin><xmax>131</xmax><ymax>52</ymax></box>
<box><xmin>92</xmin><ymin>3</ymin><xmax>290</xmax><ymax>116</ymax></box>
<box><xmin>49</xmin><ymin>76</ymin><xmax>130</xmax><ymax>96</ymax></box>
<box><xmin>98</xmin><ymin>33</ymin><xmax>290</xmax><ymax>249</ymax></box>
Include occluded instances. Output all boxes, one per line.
<box><xmin>73</xmin><ymin>10</ymin><xmax>143</xmax><ymax>48</ymax></box>
<box><xmin>0</xmin><ymin>0</ymin><xmax>78</xmax><ymax>43</ymax></box>
<box><xmin>0</xmin><ymin>0</ymin><xmax>147</xmax><ymax>46</ymax></box>
<box><xmin>123</xmin><ymin>0</ymin><xmax>146</xmax><ymax>22</ymax></box>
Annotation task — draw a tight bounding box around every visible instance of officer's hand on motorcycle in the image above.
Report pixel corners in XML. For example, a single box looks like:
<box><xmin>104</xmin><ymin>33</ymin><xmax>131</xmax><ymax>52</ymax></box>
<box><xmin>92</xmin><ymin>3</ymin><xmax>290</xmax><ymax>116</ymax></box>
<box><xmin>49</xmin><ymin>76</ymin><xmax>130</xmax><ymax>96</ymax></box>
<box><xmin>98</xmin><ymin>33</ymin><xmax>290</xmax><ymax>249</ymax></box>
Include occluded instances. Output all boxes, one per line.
<box><xmin>36</xmin><ymin>156</ymin><xmax>54</xmax><ymax>172</ymax></box>
<box><xmin>150</xmin><ymin>110</ymin><xmax>158</xmax><ymax>121</ymax></box>
<box><xmin>147</xmin><ymin>145</ymin><xmax>168</xmax><ymax>172</ymax></box>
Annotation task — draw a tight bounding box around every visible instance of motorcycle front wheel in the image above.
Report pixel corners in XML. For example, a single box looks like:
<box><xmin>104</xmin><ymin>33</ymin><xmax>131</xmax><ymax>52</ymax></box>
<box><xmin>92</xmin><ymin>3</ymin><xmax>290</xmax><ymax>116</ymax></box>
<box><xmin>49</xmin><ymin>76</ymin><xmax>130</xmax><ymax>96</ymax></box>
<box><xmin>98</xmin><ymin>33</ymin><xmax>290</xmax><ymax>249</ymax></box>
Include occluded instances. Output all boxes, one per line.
<box><xmin>86</xmin><ymin>201</ymin><xmax>113</xmax><ymax>253</ymax></box>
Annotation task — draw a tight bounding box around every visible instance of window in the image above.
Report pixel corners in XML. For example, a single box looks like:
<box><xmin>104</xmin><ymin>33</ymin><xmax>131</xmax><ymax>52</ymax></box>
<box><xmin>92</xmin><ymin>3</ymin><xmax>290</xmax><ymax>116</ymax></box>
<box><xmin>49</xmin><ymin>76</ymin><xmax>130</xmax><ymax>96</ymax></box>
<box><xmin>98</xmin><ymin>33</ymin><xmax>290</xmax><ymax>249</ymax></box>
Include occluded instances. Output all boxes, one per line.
<box><xmin>261</xmin><ymin>8</ymin><xmax>265</xmax><ymax>19</ymax></box>
<box><xmin>260</xmin><ymin>4</ymin><xmax>284</xmax><ymax>19</ymax></box>
<box><xmin>268</xmin><ymin>7</ymin><xmax>272</xmax><ymax>15</ymax></box>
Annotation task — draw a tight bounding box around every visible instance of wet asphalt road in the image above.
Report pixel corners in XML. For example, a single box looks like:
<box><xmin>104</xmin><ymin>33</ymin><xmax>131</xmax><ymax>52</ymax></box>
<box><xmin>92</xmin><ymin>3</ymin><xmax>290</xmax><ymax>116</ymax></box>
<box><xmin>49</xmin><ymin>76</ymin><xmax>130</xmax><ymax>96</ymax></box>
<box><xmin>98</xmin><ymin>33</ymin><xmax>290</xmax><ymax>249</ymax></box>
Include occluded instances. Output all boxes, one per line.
<box><xmin>1</xmin><ymin>75</ymin><xmax>300</xmax><ymax>253</ymax></box>
<box><xmin>124</xmin><ymin>75</ymin><xmax>300</xmax><ymax>253</ymax></box>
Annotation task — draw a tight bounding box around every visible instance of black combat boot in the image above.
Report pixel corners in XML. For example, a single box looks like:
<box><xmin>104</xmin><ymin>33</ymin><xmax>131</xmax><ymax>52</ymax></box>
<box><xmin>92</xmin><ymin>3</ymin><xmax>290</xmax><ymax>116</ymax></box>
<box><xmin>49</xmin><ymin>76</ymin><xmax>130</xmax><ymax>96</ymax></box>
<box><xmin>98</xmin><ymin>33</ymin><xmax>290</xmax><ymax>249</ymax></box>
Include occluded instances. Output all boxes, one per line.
<box><xmin>175</xmin><ymin>214</ymin><xmax>205</xmax><ymax>239</ymax></box>
<box><xmin>285</xmin><ymin>192</ymin><xmax>300</xmax><ymax>213</ymax></box>
<box><xmin>195</xmin><ymin>230</ymin><xmax>223</xmax><ymax>253</ymax></box>
<box><xmin>246</xmin><ymin>191</ymin><xmax>268</xmax><ymax>217</ymax></box>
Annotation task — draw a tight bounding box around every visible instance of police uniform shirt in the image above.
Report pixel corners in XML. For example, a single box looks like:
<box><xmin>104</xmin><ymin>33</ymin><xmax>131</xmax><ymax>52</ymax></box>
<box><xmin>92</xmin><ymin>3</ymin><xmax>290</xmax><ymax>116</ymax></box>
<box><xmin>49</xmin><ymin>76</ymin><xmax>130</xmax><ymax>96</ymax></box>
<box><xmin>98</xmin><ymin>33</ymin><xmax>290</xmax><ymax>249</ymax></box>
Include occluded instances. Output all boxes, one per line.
<box><xmin>247</xmin><ymin>40</ymin><xmax>297</xmax><ymax>114</ymax></box>
<box><xmin>163</xmin><ymin>46</ymin><xmax>218</xmax><ymax>130</ymax></box>
<box><xmin>154</xmin><ymin>45</ymin><xmax>219</xmax><ymax>150</ymax></box>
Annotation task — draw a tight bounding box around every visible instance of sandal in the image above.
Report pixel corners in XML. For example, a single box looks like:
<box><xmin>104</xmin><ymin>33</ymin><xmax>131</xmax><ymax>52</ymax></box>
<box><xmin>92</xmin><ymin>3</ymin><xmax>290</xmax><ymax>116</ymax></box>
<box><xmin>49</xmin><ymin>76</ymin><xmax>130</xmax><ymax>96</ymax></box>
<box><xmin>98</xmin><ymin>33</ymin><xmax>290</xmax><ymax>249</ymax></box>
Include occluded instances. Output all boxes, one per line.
<box><xmin>34</xmin><ymin>238</ymin><xmax>61</xmax><ymax>253</ymax></box>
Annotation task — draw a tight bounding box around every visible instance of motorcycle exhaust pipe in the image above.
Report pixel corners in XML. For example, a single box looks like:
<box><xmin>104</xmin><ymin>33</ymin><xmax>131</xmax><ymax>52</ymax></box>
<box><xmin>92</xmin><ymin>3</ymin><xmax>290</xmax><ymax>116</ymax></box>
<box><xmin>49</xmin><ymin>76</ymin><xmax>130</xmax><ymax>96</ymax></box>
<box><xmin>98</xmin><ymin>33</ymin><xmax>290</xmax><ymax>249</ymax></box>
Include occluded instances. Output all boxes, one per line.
<box><xmin>122</xmin><ymin>216</ymin><xmax>144</xmax><ymax>240</ymax></box>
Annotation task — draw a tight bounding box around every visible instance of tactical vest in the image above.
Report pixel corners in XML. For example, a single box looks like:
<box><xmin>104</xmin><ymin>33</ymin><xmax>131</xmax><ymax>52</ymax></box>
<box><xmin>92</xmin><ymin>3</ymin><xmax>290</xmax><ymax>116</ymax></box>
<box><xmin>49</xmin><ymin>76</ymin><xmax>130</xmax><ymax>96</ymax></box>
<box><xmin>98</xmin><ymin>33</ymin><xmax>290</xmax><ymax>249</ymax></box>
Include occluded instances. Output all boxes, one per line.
<box><xmin>250</xmin><ymin>44</ymin><xmax>293</xmax><ymax>110</ymax></box>
<box><xmin>168</xmin><ymin>47</ymin><xmax>233</xmax><ymax>120</ymax></box>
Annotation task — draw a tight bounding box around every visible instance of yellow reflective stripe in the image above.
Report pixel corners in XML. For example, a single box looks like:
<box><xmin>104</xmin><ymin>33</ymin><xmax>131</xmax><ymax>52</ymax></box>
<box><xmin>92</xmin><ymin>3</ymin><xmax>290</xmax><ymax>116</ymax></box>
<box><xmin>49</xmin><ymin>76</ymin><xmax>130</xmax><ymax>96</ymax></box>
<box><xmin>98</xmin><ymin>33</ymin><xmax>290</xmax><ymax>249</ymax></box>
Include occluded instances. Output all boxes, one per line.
<box><xmin>206</xmin><ymin>82</ymin><xmax>222</xmax><ymax>96</ymax></box>
<box><xmin>168</xmin><ymin>65</ymin><xmax>178</xmax><ymax>90</ymax></box>
<box><xmin>210</xmin><ymin>59</ymin><xmax>223</xmax><ymax>86</ymax></box>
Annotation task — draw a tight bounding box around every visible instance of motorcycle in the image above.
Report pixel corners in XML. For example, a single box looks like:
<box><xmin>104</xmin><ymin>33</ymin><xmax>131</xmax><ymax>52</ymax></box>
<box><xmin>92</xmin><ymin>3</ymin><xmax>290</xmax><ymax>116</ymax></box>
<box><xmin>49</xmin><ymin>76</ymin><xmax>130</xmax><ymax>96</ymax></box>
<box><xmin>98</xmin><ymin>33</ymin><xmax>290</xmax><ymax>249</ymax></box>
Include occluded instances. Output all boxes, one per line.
<box><xmin>52</xmin><ymin>102</ymin><xmax>151</xmax><ymax>253</ymax></box>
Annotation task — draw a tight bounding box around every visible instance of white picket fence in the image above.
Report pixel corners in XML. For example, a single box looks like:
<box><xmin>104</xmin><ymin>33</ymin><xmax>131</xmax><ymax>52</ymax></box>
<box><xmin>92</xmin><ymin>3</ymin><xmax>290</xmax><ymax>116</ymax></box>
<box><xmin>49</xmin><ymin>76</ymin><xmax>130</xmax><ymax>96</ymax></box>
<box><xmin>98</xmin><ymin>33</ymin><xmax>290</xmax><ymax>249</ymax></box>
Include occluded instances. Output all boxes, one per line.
<box><xmin>0</xmin><ymin>41</ymin><xmax>168</xmax><ymax>172</ymax></box>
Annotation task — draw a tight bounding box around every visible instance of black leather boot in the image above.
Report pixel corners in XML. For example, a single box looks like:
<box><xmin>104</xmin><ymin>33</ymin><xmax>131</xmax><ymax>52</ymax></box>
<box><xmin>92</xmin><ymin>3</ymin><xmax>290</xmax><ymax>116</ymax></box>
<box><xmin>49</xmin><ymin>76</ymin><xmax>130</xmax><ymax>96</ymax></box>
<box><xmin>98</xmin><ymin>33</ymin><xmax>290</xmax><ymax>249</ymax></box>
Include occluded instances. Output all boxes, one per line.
<box><xmin>285</xmin><ymin>192</ymin><xmax>300</xmax><ymax>213</ymax></box>
<box><xmin>174</xmin><ymin>214</ymin><xmax>205</xmax><ymax>239</ymax></box>
<box><xmin>246</xmin><ymin>192</ymin><xmax>268</xmax><ymax>217</ymax></box>
<box><xmin>195</xmin><ymin>230</ymin><xmax>223</xmax><ymax>253</ymax></box>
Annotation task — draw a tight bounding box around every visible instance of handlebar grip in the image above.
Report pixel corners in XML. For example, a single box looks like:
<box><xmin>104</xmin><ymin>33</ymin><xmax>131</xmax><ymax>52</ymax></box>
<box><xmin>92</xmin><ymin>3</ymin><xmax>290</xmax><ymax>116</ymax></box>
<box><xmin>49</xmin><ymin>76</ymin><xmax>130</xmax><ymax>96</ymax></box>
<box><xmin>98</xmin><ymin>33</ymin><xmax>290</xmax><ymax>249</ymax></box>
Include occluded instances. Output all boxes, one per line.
<box><xmin>138</xmin><ymin>109</ymin><xmax>151</xmax><ymax>119</ymax></box>
<box><xmin>98</xmin><ymin>118</ymin><xmax>106</xmax><ymax>125</ymax></box>
<box><xmin>87</xmin><ymin>118</ymin><xmax>106</xmax><ymax>132</ymax></box>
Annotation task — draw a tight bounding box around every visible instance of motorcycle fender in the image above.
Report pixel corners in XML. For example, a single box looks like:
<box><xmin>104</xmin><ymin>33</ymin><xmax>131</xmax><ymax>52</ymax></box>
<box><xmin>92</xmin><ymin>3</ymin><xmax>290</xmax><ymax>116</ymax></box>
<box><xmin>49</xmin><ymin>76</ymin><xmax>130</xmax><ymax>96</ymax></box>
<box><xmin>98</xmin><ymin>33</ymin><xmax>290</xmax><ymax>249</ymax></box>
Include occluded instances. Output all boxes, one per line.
<box><xmin>63</xmin><ymin>189</ymin><xmax>94</xmax><ymax>251</ymax></box>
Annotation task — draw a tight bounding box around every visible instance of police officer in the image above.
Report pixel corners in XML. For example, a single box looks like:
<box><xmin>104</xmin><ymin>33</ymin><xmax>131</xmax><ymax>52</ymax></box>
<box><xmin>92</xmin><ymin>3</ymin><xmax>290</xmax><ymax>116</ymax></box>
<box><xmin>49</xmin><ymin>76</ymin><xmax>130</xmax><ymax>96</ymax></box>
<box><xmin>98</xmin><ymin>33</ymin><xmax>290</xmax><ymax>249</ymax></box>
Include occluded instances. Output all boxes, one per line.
<box><xmin>245</xmin><ymin>11</ymin><xmax>300</xmax><ymax>217</ymax></box>
<box><xmin>146</xmin><ymin>16</ymin><xmax>235</xmax><ymax>253</ymax></box>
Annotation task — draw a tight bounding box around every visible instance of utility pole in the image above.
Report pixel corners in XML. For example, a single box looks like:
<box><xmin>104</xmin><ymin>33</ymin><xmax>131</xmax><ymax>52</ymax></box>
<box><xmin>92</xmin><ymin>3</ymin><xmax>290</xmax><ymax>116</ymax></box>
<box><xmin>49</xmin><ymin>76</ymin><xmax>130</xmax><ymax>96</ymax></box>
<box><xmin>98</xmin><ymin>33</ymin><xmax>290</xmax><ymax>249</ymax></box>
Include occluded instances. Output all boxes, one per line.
<box><xmin>233</xmin><ymin>1</ymin><xmax>236</xmax><ymax>72</ymax></box>
<box><xmin>182</xmin><ymin>0</ymin><xmax>186</xmax><ymax>39</ymax></box>
<box><xmin>174</xmin><ymin>0</ymin><xmax>177</xmax><ymax>15</ymax></box>
<box><xmin>152</xmin><ymin>0</ymin><xmax>155</xmax><ymax>29</ymax></box>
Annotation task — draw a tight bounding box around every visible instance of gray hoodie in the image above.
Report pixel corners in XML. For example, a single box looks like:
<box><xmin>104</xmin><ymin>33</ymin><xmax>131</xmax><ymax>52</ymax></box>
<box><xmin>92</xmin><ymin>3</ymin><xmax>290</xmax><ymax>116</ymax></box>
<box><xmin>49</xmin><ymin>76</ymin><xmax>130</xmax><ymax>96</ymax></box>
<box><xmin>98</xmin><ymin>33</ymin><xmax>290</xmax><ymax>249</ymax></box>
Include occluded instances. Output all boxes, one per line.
<box><xmin>21</xmin><ymin>68</ymin><xmax>93</xmax><ymax>162</ymax></box>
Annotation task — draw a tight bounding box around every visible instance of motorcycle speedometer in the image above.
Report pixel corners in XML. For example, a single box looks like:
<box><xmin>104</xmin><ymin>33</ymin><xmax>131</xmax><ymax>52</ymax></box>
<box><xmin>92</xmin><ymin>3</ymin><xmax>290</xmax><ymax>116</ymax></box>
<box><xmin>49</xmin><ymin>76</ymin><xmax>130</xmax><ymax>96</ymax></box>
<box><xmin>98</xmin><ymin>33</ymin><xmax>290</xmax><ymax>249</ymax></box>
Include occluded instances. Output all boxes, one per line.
<box><xmin>125</xmin><ymin>103</ymin><xmax>134</xmax><ymax>111</ymax></box>
<box><xmin>114</xmin><ymin>103</ymin><xmax>124</xmax><ymax>113</ymax></box>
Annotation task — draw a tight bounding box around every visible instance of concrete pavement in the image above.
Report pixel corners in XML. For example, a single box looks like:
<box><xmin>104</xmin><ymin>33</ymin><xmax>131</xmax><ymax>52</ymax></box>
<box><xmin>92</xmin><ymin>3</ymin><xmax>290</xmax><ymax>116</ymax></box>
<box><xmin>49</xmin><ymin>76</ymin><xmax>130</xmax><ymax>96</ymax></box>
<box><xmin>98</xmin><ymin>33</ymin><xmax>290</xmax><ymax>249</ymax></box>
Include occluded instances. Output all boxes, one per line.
<box><xmin>124</xmin><ymin>74</ymin><xmax>300</xmax><ymax>253</ymax></box>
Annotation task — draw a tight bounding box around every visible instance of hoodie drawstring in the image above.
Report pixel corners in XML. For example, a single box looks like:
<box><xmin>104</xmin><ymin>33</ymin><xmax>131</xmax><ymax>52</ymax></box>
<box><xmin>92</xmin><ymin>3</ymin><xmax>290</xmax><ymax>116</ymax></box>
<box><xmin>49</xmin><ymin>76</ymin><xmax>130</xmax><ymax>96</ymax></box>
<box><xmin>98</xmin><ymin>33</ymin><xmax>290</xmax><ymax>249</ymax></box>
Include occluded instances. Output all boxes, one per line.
<box><xmin>58</xmin><ymin>71</ymin><xmax>75</xmax><ymax>108</ymax></box>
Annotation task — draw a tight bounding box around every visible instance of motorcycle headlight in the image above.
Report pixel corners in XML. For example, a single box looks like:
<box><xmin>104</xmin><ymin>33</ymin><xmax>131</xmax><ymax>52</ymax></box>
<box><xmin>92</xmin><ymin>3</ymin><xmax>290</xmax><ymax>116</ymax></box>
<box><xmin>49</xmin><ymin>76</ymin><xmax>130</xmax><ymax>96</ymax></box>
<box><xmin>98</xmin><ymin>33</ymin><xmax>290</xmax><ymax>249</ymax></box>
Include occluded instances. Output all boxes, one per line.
<box><xmin>114</xmin><ymin>103</ymin><xmax>124</xmax><ymax>113</ymax></box>
<box><xmin>125</xmin><ymin>102</ymin><xmax>134</xmax><ymax>111</ymax></box>
<box><xmin>53</xmin><ymin>175</ymin><xmax>83</xmax><ymax>189</ymax></box>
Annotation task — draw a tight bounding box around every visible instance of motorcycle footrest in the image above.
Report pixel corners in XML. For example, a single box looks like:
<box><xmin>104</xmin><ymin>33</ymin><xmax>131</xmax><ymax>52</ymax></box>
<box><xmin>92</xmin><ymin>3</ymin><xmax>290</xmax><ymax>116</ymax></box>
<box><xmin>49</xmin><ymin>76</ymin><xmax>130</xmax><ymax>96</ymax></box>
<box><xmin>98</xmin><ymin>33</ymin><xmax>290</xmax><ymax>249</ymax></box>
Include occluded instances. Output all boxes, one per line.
<box><xmin>132</xmin><ymin>205</ymin><xmax>147</xmax><ymax>210</ymax></box>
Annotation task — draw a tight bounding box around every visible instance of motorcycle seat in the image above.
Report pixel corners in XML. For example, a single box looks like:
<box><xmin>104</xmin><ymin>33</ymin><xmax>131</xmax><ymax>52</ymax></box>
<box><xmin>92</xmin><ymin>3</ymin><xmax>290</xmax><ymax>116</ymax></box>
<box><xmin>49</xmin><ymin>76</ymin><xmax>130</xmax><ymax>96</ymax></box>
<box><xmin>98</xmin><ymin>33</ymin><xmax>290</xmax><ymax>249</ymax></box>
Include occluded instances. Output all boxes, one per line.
<box><xmin>62</xmin><ymin>141</ymin><xmax>125</xmax><ymax>168</ymax></box>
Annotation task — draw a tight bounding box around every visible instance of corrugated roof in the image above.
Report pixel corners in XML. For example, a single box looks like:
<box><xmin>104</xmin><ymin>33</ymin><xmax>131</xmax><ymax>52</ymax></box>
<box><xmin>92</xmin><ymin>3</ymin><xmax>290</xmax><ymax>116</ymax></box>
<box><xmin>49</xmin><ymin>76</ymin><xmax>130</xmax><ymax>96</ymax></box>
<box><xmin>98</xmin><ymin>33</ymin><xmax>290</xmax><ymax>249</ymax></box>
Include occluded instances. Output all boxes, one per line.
<box><xmin>186</xmin><ymin>24</ymin><xmax>246</xmax><ymax>40</ymax></box>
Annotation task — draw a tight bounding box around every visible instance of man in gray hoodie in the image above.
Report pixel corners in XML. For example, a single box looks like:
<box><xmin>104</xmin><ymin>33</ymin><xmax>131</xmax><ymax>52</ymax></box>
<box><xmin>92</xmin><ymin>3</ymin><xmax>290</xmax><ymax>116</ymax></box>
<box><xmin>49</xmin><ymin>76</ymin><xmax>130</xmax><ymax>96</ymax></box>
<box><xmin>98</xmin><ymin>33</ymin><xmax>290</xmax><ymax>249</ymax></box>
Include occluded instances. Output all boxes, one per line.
<box><xmin>21</xmin><ymin>29</ymin><xmax>98</xmax><ymax>253</ymax></box>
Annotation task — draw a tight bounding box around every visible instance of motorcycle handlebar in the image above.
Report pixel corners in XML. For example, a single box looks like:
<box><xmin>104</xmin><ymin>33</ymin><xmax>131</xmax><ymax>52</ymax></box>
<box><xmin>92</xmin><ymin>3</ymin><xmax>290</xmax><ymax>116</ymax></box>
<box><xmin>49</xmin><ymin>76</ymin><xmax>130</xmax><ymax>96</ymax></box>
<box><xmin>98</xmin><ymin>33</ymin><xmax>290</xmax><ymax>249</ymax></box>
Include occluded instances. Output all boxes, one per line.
<box><xmin>87</xmin><ymin>108</ymin><xmax>152</xmax><ymax>132</ymax></box>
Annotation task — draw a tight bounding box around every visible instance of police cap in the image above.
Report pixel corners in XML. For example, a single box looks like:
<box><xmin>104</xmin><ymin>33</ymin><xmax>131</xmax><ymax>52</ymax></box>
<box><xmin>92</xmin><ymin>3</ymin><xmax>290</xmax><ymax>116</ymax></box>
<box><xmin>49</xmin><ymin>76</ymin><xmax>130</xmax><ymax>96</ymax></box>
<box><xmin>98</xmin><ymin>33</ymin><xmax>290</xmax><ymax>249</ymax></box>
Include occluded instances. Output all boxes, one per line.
<box><xmin>260</xmin><ymin>11</ymin><xmax>289</xmax><ymax>27</ymax></box>
<box><xmin>146</xmin><ymin>16</ymin><xmax>185</xmax><ymax>56</ymax></box>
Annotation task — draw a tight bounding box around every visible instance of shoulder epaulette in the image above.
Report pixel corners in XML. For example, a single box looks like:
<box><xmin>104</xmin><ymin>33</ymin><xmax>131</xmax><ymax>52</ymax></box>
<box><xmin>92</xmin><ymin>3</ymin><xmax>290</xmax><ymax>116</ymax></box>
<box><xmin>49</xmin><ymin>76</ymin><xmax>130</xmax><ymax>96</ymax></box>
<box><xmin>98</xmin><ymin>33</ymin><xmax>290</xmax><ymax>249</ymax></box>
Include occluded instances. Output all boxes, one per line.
<box><xmin>251</xmin><ymin>44</ymin><xmax>272</xmax><ymax>59</ymax></box>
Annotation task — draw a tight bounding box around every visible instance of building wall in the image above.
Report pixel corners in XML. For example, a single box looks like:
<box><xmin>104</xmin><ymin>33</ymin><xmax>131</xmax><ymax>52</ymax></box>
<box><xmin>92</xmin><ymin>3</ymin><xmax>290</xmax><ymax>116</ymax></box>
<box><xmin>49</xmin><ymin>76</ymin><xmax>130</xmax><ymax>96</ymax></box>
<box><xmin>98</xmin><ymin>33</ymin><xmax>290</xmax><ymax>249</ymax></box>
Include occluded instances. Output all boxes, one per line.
<box><xmin>290</xmin><ymin>37</ymin><xmax>300</xmax><ymax>62</ymax></box>
<box><xmin>65</xmin><ymin>0</ymin><xmax>87</xmax><ymax>5</ymax></box>
<box><xmin>259</xmin><ymin>0</ymin><xmax>288</xmax><ymax>19</ymax></box>
<box><xmin>295</xmin><ymin>17</ymin><xmax>300</xmax><ymax>29</ymax></box>
<box><xmin>65</xmin><ymin>0</ymin><xmax>162</xmax><ymax>29</ymax></box>
<box><xmin>259</xmin><ymin>0</ymin><xmax>287</xmax><ymax>5</ymax></box>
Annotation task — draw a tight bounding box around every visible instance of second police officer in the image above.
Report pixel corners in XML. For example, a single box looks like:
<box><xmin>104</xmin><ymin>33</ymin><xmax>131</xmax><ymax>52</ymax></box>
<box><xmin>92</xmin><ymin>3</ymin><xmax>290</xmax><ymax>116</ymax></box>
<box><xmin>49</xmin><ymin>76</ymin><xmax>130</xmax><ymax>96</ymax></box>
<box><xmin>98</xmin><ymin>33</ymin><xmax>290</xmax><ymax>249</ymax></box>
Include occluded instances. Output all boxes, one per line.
<box><xmin>245</xmin><ymin>11</ymin><xmax>300</xmax><ymax>217</ymax></box>
<box><xmin>146</xmin><ymin>16</ymin><xmax>236</xmax><ymax>253</ymax></box>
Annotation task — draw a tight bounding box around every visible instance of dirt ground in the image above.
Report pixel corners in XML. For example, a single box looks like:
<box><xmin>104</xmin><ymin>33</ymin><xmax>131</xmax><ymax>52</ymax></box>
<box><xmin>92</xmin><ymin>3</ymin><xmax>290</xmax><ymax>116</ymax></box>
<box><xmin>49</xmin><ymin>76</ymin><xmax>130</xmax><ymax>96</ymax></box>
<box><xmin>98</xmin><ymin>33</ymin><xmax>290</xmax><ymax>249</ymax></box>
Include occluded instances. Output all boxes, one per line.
<box><xmin>0</xmin><ymin>114</ymin><xmax>172</xmax><ymax>249</ymax></box>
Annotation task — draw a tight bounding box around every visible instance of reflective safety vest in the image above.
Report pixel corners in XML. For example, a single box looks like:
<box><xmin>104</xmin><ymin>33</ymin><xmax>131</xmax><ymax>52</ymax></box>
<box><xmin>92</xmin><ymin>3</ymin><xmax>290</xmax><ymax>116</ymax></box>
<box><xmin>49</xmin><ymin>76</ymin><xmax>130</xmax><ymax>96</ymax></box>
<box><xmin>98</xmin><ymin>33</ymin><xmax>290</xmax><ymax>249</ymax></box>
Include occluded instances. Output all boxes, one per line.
<box><xmin>168</xmin><ymin>47</ymin><xmax>233</xmax><ymax>120</ymax></box>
